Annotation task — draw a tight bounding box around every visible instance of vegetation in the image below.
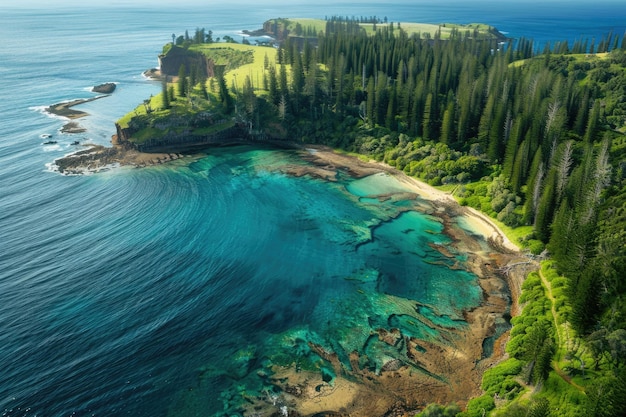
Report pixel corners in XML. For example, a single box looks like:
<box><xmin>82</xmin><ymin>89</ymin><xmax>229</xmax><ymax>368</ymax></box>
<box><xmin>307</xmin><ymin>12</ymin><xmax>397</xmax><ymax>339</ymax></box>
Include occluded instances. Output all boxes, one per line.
<box><xmin>264</xmin><ymin>16</ymin><xmax>504</xmax><ymax>41</ymax></box>
<box><xmin>119</xmin><ymin>17</ymin><xmax>626</xmax><ymax>416</ymax></box>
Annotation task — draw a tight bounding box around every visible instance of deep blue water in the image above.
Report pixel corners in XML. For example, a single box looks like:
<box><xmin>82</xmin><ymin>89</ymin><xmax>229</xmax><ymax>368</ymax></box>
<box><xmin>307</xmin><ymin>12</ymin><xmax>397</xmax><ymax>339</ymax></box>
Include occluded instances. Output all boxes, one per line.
<box><xmin>1</xmin><ymin>2</ymin><xmax>625</xmax><ymax>416</ymax></box>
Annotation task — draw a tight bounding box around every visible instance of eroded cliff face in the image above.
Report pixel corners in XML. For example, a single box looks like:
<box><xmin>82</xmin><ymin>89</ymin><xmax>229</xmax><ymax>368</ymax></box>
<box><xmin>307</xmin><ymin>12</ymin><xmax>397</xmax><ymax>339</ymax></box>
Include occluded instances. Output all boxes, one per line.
<box><xmin>113</xmin><ymin>123</ymin><xmax>133</xmax><ymax>146</ymax></box>
<box><xmin>158</xmin><ymin>45</ymin><xmax>215</xmax><ymax>78</ymax></box>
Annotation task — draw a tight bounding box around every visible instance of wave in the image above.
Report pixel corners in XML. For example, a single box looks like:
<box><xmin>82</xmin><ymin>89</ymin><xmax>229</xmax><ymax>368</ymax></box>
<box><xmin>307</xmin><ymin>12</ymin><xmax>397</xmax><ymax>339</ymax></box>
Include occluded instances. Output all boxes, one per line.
<box><xmin>29</xmin><ymin>105</ymin><xmax>68</xmax><ymax>121</ymax></box>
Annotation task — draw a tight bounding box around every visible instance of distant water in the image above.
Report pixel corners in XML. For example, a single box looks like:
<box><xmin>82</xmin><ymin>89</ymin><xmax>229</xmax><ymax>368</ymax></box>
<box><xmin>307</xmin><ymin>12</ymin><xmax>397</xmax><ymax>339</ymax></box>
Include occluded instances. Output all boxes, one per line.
<box><xmin>1</xmin><ymin>2</ymin><xmax>624</xmax><ymax>416</ymax></box>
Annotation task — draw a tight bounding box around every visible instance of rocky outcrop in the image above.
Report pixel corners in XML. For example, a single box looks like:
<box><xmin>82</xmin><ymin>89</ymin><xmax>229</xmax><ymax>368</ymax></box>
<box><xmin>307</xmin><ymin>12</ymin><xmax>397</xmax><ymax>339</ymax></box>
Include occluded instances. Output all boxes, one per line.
<box><xmin>52</xmin><ymin>145</ymin><xmax>183</xmax><ymax>175</ymax></box>
<box><xmin>113</xmin><ymin>122</ymin><xmax>252</xmax><ymax>153</ymax></box>
<box><xmin>91</xmin><ymin>82</ymin><xmax>116</xmax><ymax>94</ymax></box>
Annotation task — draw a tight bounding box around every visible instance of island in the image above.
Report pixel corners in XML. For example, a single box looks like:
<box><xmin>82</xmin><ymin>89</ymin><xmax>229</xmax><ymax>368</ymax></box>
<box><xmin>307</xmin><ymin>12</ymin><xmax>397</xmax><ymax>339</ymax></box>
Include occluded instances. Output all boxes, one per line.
<box><xmin>53</xmin><ymin>16</ymin><xmax>626</xmax><ymax>417</ymax></box>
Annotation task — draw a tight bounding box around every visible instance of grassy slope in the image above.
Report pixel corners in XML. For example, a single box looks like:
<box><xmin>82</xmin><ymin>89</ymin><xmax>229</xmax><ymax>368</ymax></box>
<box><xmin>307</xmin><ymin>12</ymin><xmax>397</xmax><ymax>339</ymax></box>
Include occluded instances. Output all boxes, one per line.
<box><xmin>213</xmin><ymin>43</ymin><xmax>278</xmax><ymax>93</ymax></box>
<box><xmin>117</xmin><ymin>43</ymin><xmax>278</xmax><ymax>134</ymax></box>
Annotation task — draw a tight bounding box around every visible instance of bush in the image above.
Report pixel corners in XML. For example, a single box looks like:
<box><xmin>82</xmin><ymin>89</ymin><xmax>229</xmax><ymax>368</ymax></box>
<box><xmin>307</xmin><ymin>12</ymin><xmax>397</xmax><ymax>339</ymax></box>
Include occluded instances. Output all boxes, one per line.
<box><xmin>527</xmin><ymin>239</ymin><xmax>545</xmax><ymax>255</ymax></box>
<box><xmin>482</xmin><ymin>358</ymin><xmax>524</xmax><ymax>399</ymax></box>
<box><xmin>415</xmin><ymin>403</ymin><xmax>462</xmax><ymax>417</ymax></box>
<box><xmin>459</xmin><ymin>394</ymin><xmax>495</xmax><ymax>417</ymax></box>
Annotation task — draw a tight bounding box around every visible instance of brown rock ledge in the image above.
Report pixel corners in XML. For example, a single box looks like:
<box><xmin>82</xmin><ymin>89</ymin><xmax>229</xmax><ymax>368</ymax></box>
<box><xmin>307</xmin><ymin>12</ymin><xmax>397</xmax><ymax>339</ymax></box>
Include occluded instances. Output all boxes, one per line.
<box><xmin>53</xmin><ymin>145</ymin><xmax>183</xmax><ymax>175</ymax></box>
<box><xmin>46</xmin><ymin>95</ymin><xmax>110</xmax><ymax>134</ymax></box>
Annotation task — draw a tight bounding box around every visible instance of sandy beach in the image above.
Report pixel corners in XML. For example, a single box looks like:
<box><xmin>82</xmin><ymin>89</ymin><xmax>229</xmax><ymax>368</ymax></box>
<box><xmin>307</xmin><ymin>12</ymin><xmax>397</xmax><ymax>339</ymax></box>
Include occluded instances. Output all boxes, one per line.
<box><xmin>292</xmin><ymin>145</ymin><xmax>520</xmax><ymax>253</ymax></box>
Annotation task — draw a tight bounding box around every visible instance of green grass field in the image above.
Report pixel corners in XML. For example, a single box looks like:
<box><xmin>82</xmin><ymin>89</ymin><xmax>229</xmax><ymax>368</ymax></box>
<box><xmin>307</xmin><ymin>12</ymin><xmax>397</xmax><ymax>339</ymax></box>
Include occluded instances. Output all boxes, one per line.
<box><xmin>282</xmin><ymin>18</ymin><xmax>500</xmax><ymax>40</ymax></box>
<box><xmin>197</xmin><ymin>43</ymin><xmax>278</xmax><ymax>93</ymax></box>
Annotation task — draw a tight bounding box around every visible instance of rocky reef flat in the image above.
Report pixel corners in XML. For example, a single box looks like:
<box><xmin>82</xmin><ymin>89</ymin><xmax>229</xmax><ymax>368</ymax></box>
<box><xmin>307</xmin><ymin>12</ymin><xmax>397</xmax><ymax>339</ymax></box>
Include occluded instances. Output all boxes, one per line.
<box><xmin>239</xmin><ymin>149</ymin><xmax>529</xmax><ymax>416</ymax></box>
<box><xmin>45</xmin><ymin>84</ymin><xmax>115</xmax><ymax>133</ymax></box>
<box><xmin>52</xmin><ymin>145</ymin><xmax>184</xmax><ymax>175</ymax></box>
<box><xmin>46</xmin><ymin>96</ymin><xmax>106</xmax><ymax>120</ymax></box>
<box><xmin>163</xmin><ymin>145</ymin><xmax>530</xmax><ymax>416</ymax></box>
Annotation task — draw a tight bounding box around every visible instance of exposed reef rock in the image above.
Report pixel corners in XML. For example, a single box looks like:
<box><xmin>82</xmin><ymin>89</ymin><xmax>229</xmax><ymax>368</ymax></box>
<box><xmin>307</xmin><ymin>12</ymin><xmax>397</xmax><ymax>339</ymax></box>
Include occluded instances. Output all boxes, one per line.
<box><xmin>61</xmin><ymin>121</ymin><xmax>86</xmax><ymax>134</ymax></box>
<box><xmin>91</xmin><ymin>82</ymin><xmax>116</xmax><ymax>94</ymax></box>
<box><xmin>46</xmin><ymin>96</ymin><xmax>105</xmax><ymax>120</ymax></box>
<box><xmin>52</xmin><ymin>145</ymin><xmax>183</xmax><ymax>175</ymax></box>
<box><xmin>46</xmin><ymin>96</ymin><xmax>111</xmax><ymax>134</ymax></box>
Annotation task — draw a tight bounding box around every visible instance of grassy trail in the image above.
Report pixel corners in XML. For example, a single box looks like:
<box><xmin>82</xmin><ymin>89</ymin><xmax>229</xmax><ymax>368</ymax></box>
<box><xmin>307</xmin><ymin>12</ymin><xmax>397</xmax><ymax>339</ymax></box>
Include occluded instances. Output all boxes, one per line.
<box><xmin>538</xmin><ymin>267</ymin><xmax>585</xmax><ymax>393</ymax></box>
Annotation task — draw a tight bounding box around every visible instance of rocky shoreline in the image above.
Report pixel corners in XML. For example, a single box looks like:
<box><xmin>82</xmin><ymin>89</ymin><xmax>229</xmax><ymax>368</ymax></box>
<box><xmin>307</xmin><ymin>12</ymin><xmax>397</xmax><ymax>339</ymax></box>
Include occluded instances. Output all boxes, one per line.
<box><xmin>52</xmin><ymin>144</ymin><xmax>184</xmax><ymax>175</ymax></box>
<box><xmin>46</xmin><ymin>95</ymin><xmax>109</xmax><ymax>120</ymax></box>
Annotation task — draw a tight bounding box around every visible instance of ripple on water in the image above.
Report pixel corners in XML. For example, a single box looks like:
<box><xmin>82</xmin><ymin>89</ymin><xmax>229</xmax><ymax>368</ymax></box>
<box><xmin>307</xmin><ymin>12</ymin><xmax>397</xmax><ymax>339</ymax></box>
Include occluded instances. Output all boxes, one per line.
<box><xmin>1</xmin><ymin>147</ymin><xmax>488</xmax><ymax>417</ymax></box>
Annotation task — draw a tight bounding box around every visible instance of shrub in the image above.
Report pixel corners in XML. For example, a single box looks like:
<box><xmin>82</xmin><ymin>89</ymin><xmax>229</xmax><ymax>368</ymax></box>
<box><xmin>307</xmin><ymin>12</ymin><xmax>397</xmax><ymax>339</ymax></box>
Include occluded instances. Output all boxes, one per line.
<box><xmin>527</xmin><ymin>239</ymin><xmax>545</xmax><ymax>255</ymax></box>
<box><xmin>459</xmin><ymin>394</ymin><xmax>495</xmax><ymax>417</ymax></box>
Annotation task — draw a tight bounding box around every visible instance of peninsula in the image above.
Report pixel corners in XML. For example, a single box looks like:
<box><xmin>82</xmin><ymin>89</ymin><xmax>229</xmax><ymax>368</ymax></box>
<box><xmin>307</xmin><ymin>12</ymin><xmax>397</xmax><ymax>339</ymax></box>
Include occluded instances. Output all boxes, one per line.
<box><xmin>54</xmin><ymin>16</ymin><xmax>626</xmax><ymax>417</ymax></box>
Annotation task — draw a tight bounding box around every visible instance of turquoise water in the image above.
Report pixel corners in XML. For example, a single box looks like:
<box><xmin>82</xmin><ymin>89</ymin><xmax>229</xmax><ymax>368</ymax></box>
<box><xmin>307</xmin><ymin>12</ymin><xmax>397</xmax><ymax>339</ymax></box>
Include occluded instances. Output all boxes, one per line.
<box><xmin>2</xmin><ymin>2</ymin><xmax>625</xmax><ymax>416</ymax></box>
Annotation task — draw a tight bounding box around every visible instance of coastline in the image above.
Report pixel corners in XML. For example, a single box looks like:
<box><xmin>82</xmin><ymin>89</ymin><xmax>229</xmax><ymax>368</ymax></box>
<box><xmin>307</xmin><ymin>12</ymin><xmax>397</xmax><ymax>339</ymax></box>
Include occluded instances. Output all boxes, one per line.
<box><xmin>294</xmin><ymin>145</ymin><xmax>520</xmax><ymax>253</ymax></box>
<box><xmin>242</xmin><ymin>144</ymin><xmax>533</xmax><ymax>416</ymax></box>
<box><xmin>54</xmin><ymin>142</ymin><xmax>532</xmax><ymax>415</ymax></box>
<box><xmin>56</xmin><ymin>141</ymin><xmax>526</xmax><ymax>280</ymax></box>
<box><xmin>52</xmin><ymin>144</ymin><xmax>184</xmax><ymax>175</ymax></box>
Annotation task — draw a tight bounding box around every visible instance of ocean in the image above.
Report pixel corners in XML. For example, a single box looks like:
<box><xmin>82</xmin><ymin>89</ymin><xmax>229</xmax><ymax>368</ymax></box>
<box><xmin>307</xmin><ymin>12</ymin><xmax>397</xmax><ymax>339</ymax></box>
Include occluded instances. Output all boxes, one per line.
<box><xmin>1</xmin><ymin>1</ymin><xmax>624</xmax><ymax>416</ymax></box>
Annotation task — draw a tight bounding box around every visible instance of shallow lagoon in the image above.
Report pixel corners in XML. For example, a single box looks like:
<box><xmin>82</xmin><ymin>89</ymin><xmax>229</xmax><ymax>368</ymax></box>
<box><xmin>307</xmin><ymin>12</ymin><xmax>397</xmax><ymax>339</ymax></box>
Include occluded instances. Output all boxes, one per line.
<box><xmin>150</xmin><ymin>146</ymin><xmax>496</xmax><ymax>415</ymax></box>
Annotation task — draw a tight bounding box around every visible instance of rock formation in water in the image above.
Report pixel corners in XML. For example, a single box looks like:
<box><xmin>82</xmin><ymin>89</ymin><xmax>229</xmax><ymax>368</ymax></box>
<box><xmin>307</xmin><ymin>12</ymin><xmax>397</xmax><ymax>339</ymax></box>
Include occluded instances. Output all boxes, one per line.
<box><xmin>91</xmin><ymin>82</ymin><xmax>116</xmax><ymax>94</ymax></box>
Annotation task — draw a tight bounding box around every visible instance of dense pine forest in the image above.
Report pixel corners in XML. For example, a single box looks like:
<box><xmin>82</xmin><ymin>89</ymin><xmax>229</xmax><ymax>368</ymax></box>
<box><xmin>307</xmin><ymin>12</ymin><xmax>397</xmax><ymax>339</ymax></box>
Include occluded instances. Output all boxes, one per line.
<box><xmin>124</xmin><ymin>18</ymin><xmax>626</xmax><ymax>416</ymax></box>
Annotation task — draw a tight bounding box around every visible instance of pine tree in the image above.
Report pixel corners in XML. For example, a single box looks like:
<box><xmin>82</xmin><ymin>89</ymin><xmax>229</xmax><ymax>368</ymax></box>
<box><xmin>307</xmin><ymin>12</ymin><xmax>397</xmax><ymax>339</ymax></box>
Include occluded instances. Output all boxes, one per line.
<box><xmin>216</xmin><ymin>67</ymin><xmax>233</xmax><ymax>113</ymax></box>
<box><xmin>440</xmin><ymin>100</ymin><xmax>455</xmax><ymax>145</ymax></box>
<box><xmin>161</xmin><ymin>80</ymin><xmax>170</xmax><ymax>109</ymax></box>
<box><xmin>177</xmin><ymin>64</ymin><xmax>187</xmax><ymax>98</ymax></box>
<box><xmin>510</xmin><ymin>138</ymin><xmax>530</xmax><ymax>194</ymax></box>
<box><xmin>571</xmin><ymin>264</ymin><xmax>602</xmax><ymax>334</ymax></box>
<box><xmin>584</xmin><ymin>99</ymin><xmax>601</xmax><ymax>144</ymax></box>
<box><xmin>422</xmin><ymin>92</ymin><xmax>434</xmax><ymax>140</ymax></box>
<box><xmin>279</xmin><ymin>64</ymin><xmax>289</xmax><ymax>101</ymax></box>
<box><xmin>366</xmin><ymin>76</ymin><xmax>376</xmax><ymax>126</ymax></box>
<box><xmin>522</xmin><ymin>147</ymin><xmax>544</xmax><ymax>225</ymax></box>
<box><xmin>533</xmin><ymin>340</ymin><xmax>554</xmax><ymax>384</ymax></box>
<box><xmin>535</xmin><ymin>170</ymin><xmax>557</xmax><ymax>242</ymax></box>
<box><xmin>385</xmin><ymin>85</ymin><xmax>398</xmax><ymax>129</ymax></box>
<box><xmin>268</xmin><ymin>65</ymin><xmax>279</xmax><ymax>105</ymax></box>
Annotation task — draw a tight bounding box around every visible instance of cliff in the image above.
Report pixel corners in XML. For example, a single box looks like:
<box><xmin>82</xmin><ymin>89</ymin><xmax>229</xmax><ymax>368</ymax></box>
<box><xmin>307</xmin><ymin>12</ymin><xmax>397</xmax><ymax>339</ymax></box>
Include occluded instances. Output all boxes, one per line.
<box><xmin>113</xmin><ymin>122</ymin><xmax>253</xmax><ymax>153</ymax></box>
<box><xmin>158</xmin><ymin>45</ymin><xmax>217</xmax><ymax>78</ymax></box>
